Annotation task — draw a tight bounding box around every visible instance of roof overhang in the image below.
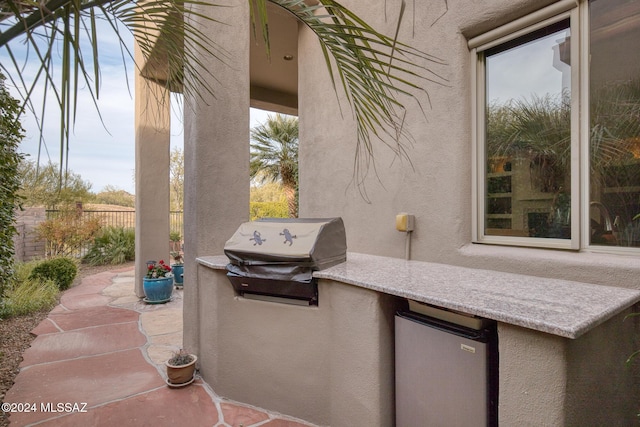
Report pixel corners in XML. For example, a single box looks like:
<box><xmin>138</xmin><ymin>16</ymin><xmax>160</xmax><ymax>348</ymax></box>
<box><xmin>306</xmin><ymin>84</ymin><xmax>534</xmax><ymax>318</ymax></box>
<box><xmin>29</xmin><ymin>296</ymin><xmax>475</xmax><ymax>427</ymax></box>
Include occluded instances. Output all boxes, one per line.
<box><xmin>140</xmin><ymin>2</ymin><xmax>298</xmax><ymax>115</ymax></box>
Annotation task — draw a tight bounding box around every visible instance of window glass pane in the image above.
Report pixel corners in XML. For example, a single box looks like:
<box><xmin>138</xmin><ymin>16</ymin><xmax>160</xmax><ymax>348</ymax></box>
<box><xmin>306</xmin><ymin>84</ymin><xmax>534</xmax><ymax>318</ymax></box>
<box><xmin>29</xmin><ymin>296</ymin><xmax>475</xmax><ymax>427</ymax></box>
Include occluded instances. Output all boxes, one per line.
<box><xmin>484</xmin><ymin>21</ymin><xmax>571</xmax><ymax>239</ymax></box>
<box><xmin>589</xmin><ymin>0</ymin><xmax>640</xmax><ymax>248</ymax></box>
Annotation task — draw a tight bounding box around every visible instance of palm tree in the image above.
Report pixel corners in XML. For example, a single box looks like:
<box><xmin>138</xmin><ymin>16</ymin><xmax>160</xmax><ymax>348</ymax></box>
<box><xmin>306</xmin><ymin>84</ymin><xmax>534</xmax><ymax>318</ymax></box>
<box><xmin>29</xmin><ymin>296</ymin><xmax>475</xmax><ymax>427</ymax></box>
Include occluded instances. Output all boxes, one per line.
<box><xmin>0</xmin><ymin>0</ymin><xmax>447</xmax><ymax>183</ymax></box>
<box><xmin>250</xmin><ymin>114</ymin><xmax>298</xmax><ymax>218</ymax></box>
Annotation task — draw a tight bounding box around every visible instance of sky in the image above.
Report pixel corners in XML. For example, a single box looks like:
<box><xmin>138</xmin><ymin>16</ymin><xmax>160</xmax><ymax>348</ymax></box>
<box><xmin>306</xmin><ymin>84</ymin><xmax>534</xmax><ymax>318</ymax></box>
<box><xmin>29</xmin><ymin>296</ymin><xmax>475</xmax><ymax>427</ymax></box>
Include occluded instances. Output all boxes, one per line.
<box><xmin>1</xmin><ymin>19</ymin><xmax>272</xmax><ymax>195</ymax></box>
<box><xmin>16</xmin><ymin>92</ymin><xmax>271</xmax><ymax>195</ymax></box>
<box><xmin>486</xmin><ymin>27</ymin><xmax>569</xmax><ymax>104</ymax></box>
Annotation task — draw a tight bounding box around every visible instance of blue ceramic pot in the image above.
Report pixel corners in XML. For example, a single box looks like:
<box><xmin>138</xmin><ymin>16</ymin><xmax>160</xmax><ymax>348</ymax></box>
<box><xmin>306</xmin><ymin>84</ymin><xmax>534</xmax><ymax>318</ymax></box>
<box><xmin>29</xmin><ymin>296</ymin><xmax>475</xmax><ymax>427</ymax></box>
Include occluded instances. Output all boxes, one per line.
<box><xmin>143</xmin><ymin>277</ymin><xmax>173</xmax><ymax>302</ymax></box>
<box><xmin>171</xmin><ymin>264</ymin><xmax>184</xmax><ymax>287</ymax></box>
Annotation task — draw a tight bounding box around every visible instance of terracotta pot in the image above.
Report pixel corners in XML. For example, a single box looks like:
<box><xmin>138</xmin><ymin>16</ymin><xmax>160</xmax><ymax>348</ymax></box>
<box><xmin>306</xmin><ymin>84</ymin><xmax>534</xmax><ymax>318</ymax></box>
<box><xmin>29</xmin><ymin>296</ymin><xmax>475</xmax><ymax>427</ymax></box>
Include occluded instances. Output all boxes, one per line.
<box><xmin>166</xmin><ymin>354</ymin><xmax>197</xmax><ymax>385</ymax></box>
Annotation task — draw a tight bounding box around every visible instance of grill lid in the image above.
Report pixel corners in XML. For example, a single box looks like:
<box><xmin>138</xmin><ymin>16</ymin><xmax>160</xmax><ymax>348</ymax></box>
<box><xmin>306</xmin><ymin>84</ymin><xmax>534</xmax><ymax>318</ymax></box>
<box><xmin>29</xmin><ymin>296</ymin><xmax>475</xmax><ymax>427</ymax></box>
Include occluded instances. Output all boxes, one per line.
<box><xmin>223</xmin><ymin>218</ymin><xmax>346</xmax><ymax>304</ymax></box>
<box><xmin>224</xmin><ymin>217</ymin><xmax>346</xmax><ymax>269</ymax></box>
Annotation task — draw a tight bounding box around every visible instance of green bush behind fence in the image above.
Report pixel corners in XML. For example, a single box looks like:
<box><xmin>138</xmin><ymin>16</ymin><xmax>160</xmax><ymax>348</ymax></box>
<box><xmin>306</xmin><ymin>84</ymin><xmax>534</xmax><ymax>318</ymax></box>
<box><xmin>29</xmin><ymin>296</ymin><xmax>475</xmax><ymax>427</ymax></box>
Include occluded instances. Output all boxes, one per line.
<box><xmin>45</xmin><ymin>210</ymin><xmax>184</xmax><ymax>257</ymax></box>
<box><xmin>45</xmin><ymin>205</ymin><xmax>287</xmax><ymax>258</ymax></box>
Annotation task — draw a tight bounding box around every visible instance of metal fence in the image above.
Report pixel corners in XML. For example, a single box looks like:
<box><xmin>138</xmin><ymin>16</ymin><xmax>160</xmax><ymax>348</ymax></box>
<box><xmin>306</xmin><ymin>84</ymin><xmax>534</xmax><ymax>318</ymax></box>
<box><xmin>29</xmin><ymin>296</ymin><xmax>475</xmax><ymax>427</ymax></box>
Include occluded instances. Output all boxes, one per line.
<box><xmin>44</xmin><ymin>209</ymin><xmax>184</xmax><ymax>257</ymax></box>
<box><xmin>170</xmin><ymin>211</ymin><xmax>183</xmax><ymax>238</ymax></box>
<box><xmin>45</xmin><ymin>210</ymin><xmax>184</xmax><ymax>236</ymax></box>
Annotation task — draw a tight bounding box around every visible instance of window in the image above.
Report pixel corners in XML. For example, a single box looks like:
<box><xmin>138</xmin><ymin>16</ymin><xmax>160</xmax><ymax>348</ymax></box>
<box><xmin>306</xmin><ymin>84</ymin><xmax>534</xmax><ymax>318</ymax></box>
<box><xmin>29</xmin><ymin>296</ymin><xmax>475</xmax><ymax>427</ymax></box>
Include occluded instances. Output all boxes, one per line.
<box><xmin>471</xmin><ymin>0</ymin><xmax>640</xmax><ymax>251</ymax></box>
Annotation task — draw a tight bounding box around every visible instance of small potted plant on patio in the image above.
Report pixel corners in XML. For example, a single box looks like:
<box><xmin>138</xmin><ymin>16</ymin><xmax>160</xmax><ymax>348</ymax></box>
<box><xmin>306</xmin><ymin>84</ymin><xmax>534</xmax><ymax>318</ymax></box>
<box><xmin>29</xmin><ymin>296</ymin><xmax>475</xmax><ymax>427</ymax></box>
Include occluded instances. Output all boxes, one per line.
<box><xmin>170</xmin><ymin>251</ymin><xmax>184</xmax><ymax>289</ymax></box>
<box><xmin>143</xmin><ymin>260</ymin><xmax>173</xmax><ymax>304</ymax></box>
<box><xmin>166</xmin><ymin>349</ymin><xmax>197</xmax><ymax>387</ymax></box>
<box><xmin>170</xmin><ymin>231</ymin><xmax>182</xmax><ymax>252</ymax></box>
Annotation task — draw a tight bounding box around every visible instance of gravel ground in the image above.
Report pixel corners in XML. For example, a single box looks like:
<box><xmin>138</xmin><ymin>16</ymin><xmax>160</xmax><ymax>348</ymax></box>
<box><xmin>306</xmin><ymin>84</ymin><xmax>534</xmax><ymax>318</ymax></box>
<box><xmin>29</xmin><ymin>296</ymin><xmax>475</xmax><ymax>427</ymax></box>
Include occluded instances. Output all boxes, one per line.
<box><xmin>0</xmin><ymin>262</ymin><xmax>134</xmax><ymax>427</ymax></box>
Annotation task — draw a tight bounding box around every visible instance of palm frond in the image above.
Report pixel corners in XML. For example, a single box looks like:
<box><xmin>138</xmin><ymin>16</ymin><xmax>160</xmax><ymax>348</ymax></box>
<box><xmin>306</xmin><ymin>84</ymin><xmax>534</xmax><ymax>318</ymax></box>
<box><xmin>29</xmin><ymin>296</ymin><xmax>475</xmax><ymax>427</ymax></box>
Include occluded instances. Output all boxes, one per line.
<box><xmin>1</xmin><ymin>0</ymin><xmax>231</xmax><ymax>174</ymax></box>
<box><xmin>2</xmin><ymin>0</ymin><xmax>447</xmax><ymax>195</ymax></box>
<box><xmin>250</xmin><ymin>113</ymin><xmax>299</xmax><ymax>183</ymax></box>
<box><xmin>255</xmin><ymin>0</ymin><xmax>448</xmax><ymax>195</ymax></box>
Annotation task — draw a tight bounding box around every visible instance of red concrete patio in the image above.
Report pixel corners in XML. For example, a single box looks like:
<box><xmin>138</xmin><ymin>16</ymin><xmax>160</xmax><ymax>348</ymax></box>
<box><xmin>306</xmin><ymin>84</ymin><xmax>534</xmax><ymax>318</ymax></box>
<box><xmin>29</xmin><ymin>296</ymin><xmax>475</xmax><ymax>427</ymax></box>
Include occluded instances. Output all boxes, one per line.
<box><xmin>4</xmin><ymin>267</ymin><xmax>318</xmax><ymax>426</ymax></box>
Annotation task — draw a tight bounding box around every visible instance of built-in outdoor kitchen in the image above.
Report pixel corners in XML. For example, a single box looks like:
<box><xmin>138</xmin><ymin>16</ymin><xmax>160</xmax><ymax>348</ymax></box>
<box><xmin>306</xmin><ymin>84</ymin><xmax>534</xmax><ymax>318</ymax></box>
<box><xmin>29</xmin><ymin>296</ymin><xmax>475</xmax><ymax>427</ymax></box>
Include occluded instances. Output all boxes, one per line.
<box><xmin>189</xmin><ymin>218</ymin><xmax>640</xmax><ymax>426</ymax></box>
<box><xmin>176</xmin><ymin>1</ymin><xmax>640</xmax><ymax>425</ymax></box>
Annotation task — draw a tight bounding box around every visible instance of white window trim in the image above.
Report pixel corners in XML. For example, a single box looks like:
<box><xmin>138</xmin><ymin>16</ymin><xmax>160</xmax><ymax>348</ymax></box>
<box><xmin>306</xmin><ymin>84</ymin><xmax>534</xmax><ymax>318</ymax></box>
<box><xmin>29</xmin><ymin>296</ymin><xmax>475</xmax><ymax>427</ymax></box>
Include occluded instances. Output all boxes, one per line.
<box><xmin>468</xmin><ymin>0</ymin><xmax>580</xmax><ymax>250</ymax></box>
<box><xmin>467</xmin><ymin>0</ymin><xmax>578</xmax><ymax>51</ymax></box>
<box><xmin>579</xmin><ymin>0</ymin><xmax>591</xmax><ymax>252</ymax></box>
<box><xmin>471</xmin><ymin>0</ymin><xmax>640</xmax><ymax>255</ymax></box>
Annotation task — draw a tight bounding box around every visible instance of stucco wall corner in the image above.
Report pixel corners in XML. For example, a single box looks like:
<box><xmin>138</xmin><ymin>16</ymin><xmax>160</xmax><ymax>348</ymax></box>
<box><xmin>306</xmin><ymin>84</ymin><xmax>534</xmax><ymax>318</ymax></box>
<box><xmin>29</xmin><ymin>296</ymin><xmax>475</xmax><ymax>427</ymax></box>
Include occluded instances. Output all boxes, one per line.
<box><xmin>565</xmin><ymin>308</ymin><xmax>640</xmax><ymax>425</ymax></box>
<box><xmin>497</xmin><ymin>323</ymin><xmax>568</xmax><ymax>425</ymax></box>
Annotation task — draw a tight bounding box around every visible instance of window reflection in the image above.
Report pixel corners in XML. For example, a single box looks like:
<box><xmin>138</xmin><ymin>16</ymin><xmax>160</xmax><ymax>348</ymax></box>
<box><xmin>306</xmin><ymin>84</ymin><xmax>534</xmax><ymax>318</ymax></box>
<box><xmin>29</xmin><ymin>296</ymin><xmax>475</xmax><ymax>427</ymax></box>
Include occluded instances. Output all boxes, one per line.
<box><xmin>589</xmin><ymin>0</ymin><xmax>640</xmax><ymax>247</ymax></box>
<box><xmin>485</xmin><ymin>21</ymin><xmax>571</xmax><ymax>239</ymax></box>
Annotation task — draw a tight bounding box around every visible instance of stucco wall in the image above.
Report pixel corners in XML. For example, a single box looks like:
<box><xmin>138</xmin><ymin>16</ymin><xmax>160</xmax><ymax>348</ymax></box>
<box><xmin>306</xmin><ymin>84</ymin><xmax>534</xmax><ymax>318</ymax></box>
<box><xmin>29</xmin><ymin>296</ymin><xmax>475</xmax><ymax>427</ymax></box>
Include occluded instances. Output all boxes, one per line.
<box><xmin>196</xmin><ymin>266</ymin><xmax>401</xmax><ymax>426</ymax></box>
<box><xmin>134</xmin><ymin>66</ymin><xmax>171</xmax><ymax>298</ymax></box>
<box><xmin>182</xmin><ymin>0</ymin><xmax>251</xmax><ymax>355</ymax></box>
<box><xmin>294</xmin><ymin>1</ymin><xmax>640</xmax><ymax>423</ymax></box>
<box><xmin>498</xmin><ymin>323</ymin><xmax>568</xmax><ymax>425</ymax></box>
<box><xmin>498</xmin><ymin>308</ymin><xmax>640</xmax><ymax>426</ymax></box>
<box><xmin>184</xmin><ymin>0</ymin><xmax>640</xmax><ymax>425</ymax></box>
<box><xmin>297</xmin><ymin>0</ymin><xmax>640</xmax><ymax>289</ymax></box>
<box><xmin>564</xmin><ymin>308</ymin><xmax>640</xmax><ymax>425</ymax></box>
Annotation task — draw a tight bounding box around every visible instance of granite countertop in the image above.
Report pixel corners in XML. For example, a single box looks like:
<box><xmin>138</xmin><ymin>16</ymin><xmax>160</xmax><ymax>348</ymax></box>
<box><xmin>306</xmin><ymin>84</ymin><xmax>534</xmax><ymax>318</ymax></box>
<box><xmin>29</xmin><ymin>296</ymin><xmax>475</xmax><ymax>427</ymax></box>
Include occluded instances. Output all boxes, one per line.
<box><xmin>197</xmin><ymin>252</ymin><xmax>640</xmax><ymax>339</ymax></box>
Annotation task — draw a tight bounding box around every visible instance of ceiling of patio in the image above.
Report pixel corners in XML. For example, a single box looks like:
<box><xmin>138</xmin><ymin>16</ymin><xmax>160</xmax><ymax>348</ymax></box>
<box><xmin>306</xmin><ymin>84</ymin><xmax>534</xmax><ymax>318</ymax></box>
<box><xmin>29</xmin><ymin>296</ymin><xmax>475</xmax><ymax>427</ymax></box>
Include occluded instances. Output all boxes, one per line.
<box><xmin>250</xmin><ymin>2</ymin><xmax>299</xmax><ymax>116</ymax></box>
<box><xmin>141</xmin><ymin>3</ymin><xmax>299</xmax><ymax>115</ymax></box>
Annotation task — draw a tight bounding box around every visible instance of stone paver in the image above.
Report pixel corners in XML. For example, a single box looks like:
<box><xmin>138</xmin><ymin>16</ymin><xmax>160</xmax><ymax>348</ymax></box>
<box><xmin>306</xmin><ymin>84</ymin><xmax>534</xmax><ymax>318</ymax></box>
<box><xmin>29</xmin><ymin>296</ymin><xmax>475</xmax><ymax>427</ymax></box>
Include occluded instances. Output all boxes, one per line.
<box><xmin>30</xmin><ymin>318</ymin><xmax>61</xmax><ymax>335</ymax></box>
<box><xmin>140</xmin><ymin>308</ymin><xmax>182</xmax><ymax>337</ymax></box>
<box><xmin>221</xmin><ymin>402</ymin><xmax>271</xmax><ymax>425</ymax></box>
<box><xmin>20</xmin><ymin>322</ymin><xmax>145</xmax><ymax>366</ymax></box>
<box><xmin>4</xmin><ymin>267</ymin><xmax>320</xmax><ymax>427</ymax></box>
<box><xmin>6</xmin><ymin>349</ymin><xmax>163</xmax><ymax>426</ymax></box>
<box><xmin>51</xmin><ymin>385</ymin><xmax>221</xmax><ymax>427</ymax></box>
<box><xmin>46</xmin><ymin>305</ymin><xmax>139</xmax><ymax>331</ymax></box>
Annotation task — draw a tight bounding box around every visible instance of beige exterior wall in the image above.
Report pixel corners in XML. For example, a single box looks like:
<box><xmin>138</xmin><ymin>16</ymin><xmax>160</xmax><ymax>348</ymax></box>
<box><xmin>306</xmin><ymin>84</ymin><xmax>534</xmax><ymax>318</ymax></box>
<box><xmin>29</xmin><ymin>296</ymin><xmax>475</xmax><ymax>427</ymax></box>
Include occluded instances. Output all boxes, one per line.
<box><xmin>295</xmin><ymin>2</ymin><xmax>640</xmax><ymax>423</ymax></box>
<box><xmin>134</xmin><ymin>43</ymin><xmax>172</xmax><ymax>298</ymax></box>
<box><xmin>298</xmin><ymin>0</ymin><xmax>640</xmax><ymax>289</ymax></box>
<box><xmin>195</xmin><ymin>266</ymin><xmax>400</xmax><ymax>426</ymax></box>
<box><xmin>182</xmin><ymin>0</ymin><xmax>251</xmax><ymax>355</ymax></box>
<box><xmin>498</xmin><ymin>308</ymin><xmax>640</xmax><ymax>425</ymax></box>
<box><xmin>184</xmin><ymin>0</ymin><xmax>640</xmax><ymax>425</ymax></box>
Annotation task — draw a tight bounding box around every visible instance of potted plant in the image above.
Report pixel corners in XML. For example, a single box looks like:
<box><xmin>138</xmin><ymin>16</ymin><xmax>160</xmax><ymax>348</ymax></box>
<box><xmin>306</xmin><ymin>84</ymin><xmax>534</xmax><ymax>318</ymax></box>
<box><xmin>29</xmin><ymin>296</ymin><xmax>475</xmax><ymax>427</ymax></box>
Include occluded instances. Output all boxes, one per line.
<box><xmin>170</xmin><ymin>251</ymin><xmax>184</xmax><ymax>288</ymax></box>
<box><xmin>143</xmin><ymin>260</ymin><xmax>173</xmax><ymax>303</ymax></box>
<box><xmin>169</xmin><ymin>231</ymin><xmax>182</xmax><ymax>252</ymax></box>
<box><xmin>166</xmin><ymin>349</ymin><xmax>197</xmax><ymax>387</ymax></box>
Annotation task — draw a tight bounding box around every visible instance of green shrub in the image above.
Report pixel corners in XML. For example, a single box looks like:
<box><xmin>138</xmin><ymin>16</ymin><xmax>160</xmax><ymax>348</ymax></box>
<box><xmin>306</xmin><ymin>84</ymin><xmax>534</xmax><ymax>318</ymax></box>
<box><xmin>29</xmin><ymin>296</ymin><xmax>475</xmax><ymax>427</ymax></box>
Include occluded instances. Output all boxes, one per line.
<box><xmin>83</xmin><ymin>227</ymin><xmax>135</xmax><ymax>266</ymax></box>
<box><xmin>0</xmin><ymin>277</ymin><xmax>58</xmax><ymax>319</ymax></box>
<box><xmin>170</xmin><ymin>231</ymin><xmax>181</xmax><ymax>242</ymax></box>
<box><xmin>36</xmin><ymin>209</ymin><xmax>102</xmax><ymax>257</ymax></box>
<box><xmin>0</xmin><ymin>72</ymin><xmax>25</xmax><ymax>298</ymax></box>
<box><xmin>93</xmin><ymin>186</ymin><xmax>135</xmax><ymax>207</ymax></box>
<box><xmin>13</xmin><ymin>259</ymin><xmax>43</xmax><ymax>283</ymax></box>
<box><xmin>29</xmin><ymin>257</ymin><xmax>77</xmax><ymax>290</ymax></box>
<box><xmin>250</xmin><ymin>201</ymin><xmax>289</xmax><ymax>221</ymax></box>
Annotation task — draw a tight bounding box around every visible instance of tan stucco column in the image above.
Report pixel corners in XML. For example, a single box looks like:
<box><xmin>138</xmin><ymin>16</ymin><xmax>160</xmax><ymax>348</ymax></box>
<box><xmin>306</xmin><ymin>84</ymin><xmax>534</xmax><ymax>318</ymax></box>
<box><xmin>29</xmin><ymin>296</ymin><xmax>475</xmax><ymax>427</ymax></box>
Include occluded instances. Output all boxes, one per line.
<box><xmin>134</xmin><ymin>44</ymin><xmax>171</xmax><ymax>298</ymax></box>
<box><xmin>182</xmin><ymin>0</ymin><xmax>250</xmax><ymax>353</ymax></box>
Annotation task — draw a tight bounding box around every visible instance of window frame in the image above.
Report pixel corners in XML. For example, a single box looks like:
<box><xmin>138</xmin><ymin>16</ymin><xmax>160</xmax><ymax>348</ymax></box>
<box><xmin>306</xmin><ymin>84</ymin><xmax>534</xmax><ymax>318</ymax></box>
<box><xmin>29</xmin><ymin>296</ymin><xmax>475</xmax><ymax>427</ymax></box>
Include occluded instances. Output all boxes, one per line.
<box><xmin>472</xmin><ymin>2</ymin><xmax>580</xmax><ymax>250</ymax></box>
<box><xmin>471</xmin><ymin>0</ymin><xmax>640</xmax><ymax>254</ymax></box>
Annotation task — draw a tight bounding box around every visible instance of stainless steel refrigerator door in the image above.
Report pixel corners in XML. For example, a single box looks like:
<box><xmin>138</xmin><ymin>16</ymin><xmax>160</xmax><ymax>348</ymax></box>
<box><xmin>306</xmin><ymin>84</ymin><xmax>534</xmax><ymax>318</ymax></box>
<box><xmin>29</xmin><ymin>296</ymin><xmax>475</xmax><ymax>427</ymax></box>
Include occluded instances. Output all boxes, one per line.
<box><xmin>395</xmin><ymin>314</ymin><xmax>488</xmax><ymax>427</ymax></box>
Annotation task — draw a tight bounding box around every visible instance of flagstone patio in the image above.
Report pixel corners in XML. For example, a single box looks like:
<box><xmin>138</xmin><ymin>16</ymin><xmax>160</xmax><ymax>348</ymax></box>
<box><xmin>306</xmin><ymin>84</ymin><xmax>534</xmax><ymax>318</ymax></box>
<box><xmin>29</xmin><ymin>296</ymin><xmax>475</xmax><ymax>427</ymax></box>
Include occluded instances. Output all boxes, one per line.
<box><xmin>3</xmin><ymin>267</ymin><xmax>319</xmax><ymax>427</ymax></box>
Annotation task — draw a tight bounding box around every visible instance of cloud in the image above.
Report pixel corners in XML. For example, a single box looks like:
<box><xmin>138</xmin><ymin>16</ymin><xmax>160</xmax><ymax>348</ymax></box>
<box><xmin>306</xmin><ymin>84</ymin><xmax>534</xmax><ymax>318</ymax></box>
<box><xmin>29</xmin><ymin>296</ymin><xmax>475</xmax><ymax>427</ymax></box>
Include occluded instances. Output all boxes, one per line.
<box><xmin>3</xmin><ymin>17</ymin><xmax>283</xmax><ymax>195</ymax></box>
<box><xmin>487</xmin><ymin>29</ymin><xmax>569</xmax><ymax>104</ymax></box>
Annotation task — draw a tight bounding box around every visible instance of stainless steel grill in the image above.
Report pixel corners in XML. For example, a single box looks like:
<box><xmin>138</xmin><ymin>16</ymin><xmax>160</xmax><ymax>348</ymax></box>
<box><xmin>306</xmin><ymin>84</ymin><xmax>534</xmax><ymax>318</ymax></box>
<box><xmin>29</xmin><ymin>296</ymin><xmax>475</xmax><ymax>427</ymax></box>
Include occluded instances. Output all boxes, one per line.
<box><xmin>224</xmin><ymin>218</ymin><xmax>347</xmax><ymax>305</ymax></box>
